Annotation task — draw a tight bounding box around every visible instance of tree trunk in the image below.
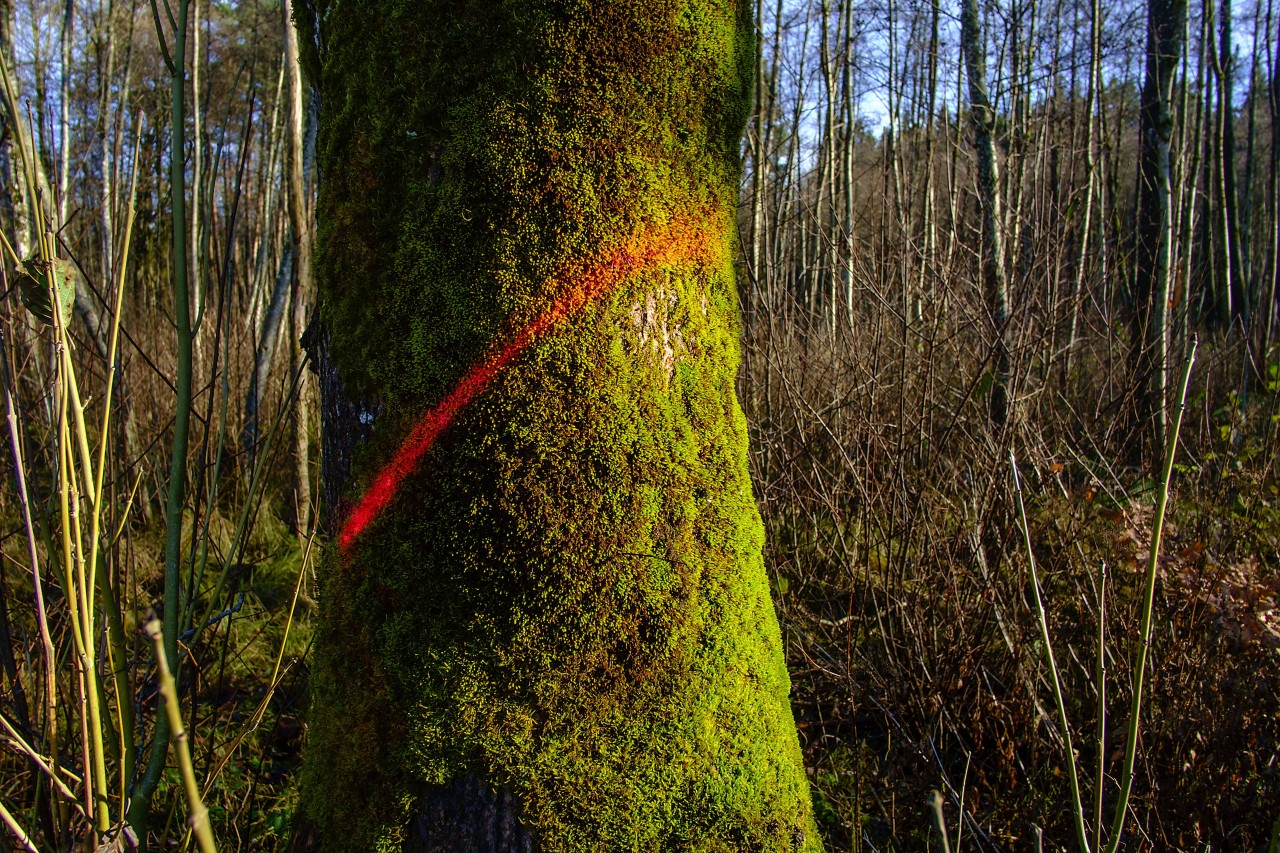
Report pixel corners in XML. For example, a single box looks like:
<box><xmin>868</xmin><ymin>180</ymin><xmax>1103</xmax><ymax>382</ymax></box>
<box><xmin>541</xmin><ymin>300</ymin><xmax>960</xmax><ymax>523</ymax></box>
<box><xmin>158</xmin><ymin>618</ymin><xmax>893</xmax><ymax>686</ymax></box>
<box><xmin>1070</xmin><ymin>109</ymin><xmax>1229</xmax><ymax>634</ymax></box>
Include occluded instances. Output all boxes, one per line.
<box><xmin>0</xmin><ymin>0</ymin><xmax>16</xmax><ymax>246</ymax></box>
<box><xmin>291</xmin><ymin>1</ymin><xmax>817</xmax><ymax>851</ymax></box>
<box><xmin>1062</xmin><ymin>0</ymin><xmax>1102</xmax><ymax>387</ymax></box>
<box><xmin>1132</xmin><ymin>0</ymin><xmax>1188</xmax><ymax>458</ymax></box>
<box><xmin>57</xmin><ymin>0</ymin><xmax>72</xmax><ymax>229</ymax></box>
<box><xmin>1268</xmin><ymin>0</ymin><xmax>1280</xmax><ymax>346</ymax></box>
<box><xmin>242</xmin><ymin>241</ymin><xmax>293</xmax><ymax>465</ymax></box>
<box><xmin>960</xmin><ymin>0</ymin><xmax>1012</xmax><ymax>428</ymax></box>
<box><xmin>283</xmin><ymin>0</ymin><xmax>313</xmax><ymax>539</ymax></box>
<box><xmin>1215</xmin><ymin>0</ymin><xmax>1249</xmax><ymax>323</ymax></box>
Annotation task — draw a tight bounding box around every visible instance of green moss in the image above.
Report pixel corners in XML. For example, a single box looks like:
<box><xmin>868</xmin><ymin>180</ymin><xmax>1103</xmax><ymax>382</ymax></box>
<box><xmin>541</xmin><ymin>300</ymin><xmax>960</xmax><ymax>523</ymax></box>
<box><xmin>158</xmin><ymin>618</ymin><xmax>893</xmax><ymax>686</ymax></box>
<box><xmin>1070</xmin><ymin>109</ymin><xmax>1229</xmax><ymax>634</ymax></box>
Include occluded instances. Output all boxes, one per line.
<box><xmin>297</xmin><ymin>0</ymin><xmax>817</xmax><ymax>849</ymax></box>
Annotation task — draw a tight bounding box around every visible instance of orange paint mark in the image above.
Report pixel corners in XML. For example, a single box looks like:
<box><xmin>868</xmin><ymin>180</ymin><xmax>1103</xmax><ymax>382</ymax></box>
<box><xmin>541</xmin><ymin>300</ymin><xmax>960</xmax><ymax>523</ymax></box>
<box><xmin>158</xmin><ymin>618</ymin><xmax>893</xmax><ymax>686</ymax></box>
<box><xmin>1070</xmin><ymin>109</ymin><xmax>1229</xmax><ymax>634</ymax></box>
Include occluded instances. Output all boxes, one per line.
<box><xmin>339</xmin><ymin>219</ymin><xmax>723</xmax><ymax>553</ymax></box>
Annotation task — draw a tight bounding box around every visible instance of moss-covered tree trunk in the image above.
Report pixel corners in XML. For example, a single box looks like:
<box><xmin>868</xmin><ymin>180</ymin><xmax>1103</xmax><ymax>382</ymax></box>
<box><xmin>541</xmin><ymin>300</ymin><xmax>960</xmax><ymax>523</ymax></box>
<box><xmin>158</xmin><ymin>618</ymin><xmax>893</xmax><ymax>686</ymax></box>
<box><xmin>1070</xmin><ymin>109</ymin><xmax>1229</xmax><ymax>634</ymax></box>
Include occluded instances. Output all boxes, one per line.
<box><xmin>291</xmin><ymin>2</ymin><xmax>819</xmax><ymax>851</ymax></box>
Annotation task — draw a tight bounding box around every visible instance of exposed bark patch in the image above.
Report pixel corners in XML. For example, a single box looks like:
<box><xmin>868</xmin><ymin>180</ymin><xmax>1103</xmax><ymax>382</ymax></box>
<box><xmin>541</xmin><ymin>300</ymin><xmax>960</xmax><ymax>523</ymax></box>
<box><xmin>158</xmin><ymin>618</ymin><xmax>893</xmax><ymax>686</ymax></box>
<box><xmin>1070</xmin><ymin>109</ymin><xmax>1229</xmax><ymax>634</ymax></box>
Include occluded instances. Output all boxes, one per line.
<box><xmin>629</xmin><ymin>286</ymin><xmax>685</xmax><ymax>380</ymax></box>
<box><xmin>303</xmin><ymin>318</ymin><xmax>380</xmax><ymax>535</ymax></box>
<box><xmin>405</xmin><ymin>775</ymin><xmax>536</xmax><ymax>853</ymax></box>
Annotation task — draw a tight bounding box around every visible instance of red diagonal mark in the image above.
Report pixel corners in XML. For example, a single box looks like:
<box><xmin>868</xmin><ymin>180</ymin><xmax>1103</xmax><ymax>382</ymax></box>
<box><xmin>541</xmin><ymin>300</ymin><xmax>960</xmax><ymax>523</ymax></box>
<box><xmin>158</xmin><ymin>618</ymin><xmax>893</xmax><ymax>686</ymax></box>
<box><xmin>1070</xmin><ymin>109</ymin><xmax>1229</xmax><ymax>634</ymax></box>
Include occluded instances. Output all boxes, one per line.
<box><xmin>339</xmin><ymin>219</ymin><xmax>722</xmax><ymax>553</ymax></box>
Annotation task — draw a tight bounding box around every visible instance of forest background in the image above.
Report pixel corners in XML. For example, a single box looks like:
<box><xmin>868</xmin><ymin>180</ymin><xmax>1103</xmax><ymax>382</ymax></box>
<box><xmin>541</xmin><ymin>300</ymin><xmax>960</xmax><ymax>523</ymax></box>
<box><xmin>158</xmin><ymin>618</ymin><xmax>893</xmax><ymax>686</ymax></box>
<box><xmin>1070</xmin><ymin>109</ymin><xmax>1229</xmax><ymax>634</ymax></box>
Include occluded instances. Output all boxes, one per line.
<box><xmin>0</xmin><ymin>0</ymin><xmax>1277</xmax><ymax>849</ymax></box>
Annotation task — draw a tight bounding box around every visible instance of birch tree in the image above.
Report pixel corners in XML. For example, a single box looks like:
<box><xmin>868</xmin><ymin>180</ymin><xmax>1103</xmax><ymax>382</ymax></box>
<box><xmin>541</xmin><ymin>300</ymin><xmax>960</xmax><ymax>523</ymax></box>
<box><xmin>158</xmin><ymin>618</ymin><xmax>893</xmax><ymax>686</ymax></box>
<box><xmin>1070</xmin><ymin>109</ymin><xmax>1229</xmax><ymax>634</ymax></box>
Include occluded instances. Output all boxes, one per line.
<box><xmin>1133</xmin><ymin>0</ymin><xmax>1188</xmax><ymax>453</ymax></box>
<box><xmin>960</xmin><ymin>0</ymin><xmax>1012</xmax><ymax>427</ymax></box>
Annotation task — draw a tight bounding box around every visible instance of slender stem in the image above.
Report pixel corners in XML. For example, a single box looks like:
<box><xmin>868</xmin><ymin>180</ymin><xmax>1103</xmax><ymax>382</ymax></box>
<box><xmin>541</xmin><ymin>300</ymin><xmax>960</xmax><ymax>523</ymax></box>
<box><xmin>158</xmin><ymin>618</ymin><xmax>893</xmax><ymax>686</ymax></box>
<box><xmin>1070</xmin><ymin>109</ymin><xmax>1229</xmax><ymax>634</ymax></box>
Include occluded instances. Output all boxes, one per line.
<box><xmin>72</xmin><ymin>475</ymin><xmax>110</xmax><ymax>832</ymax></box>
<box><xmin>0</xmin><ymin>63</ymin><xmax>66</xmax><ymax>844</ymax></box>
<box><xmin>133</xmin><ymin>0</ymin><xmax>191</xmax><ymax>840</ymax></box>
<box><xmin>928</xmin><ymin>791</ymin><xmax>953</xmax><ymax>853</ymax></box>
<box><xmin>1093</xmin><ymin>561</ymin><xmax>1107</xmax><ymax>852</ymax></box>
<box><xmin>162</xmin><ymin>0</ymin><xmax>192</xmax><ymax>699</ymax></box>
<box><xmin>1</xmin><ymin>712</ymin><xmax>86</xmax><ymax>813</ymax></box>
<box><xmin>53</xmin><ymin>297</ymin><xmax>101</xmax><ymax>834</ymax></box>
<box><xmin>98</xmin><ymin>136</ymin><xmax>142</xmax><ymax>819</ymax></box>
<box><xmin>63</xmin><ymin>345</ymin><xmax>95</xmax><ymax>504</ymax></box>
<box><xmin>98</xmin><ymin>569</ymin><xmax>133</xmax><ymax>815</ymax></box>
<box><xmin>1012</xmin><ymin>453</ymin><xmax>1091</xmax><ymax>853</ymax></box>
<box><xmin>148</xmin><ymin>0</ymin><xmax>174</xmax><ymax>72</ymax></box>
<box><xmin>91</xmin><ymin>121</ymin><xmax>142</xmax><ymax>820</ymax></box>
<box><xmin>54</xmin><ymin>336</ymin><xmax>96</xmax><ymax>827</ymax></box>
<box><xmin>144</xmin><ymin>620</ymin><xmax>217</xmax><ymax>853</ymax></box>
<box><xmin>74</xmin><ymin>670</ymin><xmax>92</xmax><ymax>825</ymax></box>
<box><xmin>0</xmin><ymin>798</ymin><xmax>39</xmax><ymax>853</ymax></box>
<box><xmin>1104</xmin><ymin>338</ymin><xmax>1198</xmax><ymax>853</ymax></box>
<box><xmin>44</xmin><ymin>222</ymin><xmax>110</xmax><ymax>835</ymax></box>
<box><xmin>0</xmin><ymin>271</ymin><xmax>63</xmax><ymax>834</ymax></box>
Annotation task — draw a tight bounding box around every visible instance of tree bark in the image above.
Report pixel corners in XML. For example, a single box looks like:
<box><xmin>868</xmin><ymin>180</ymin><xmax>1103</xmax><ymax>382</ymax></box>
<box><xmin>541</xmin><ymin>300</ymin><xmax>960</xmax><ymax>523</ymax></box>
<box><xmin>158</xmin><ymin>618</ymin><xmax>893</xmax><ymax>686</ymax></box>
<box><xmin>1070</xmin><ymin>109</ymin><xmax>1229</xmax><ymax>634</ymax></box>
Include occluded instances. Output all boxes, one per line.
<box><xmin>291</xmin><ymin>1</ymin><xmax>817</xmax><ymax>851</ymax></box>
<box><xmin>1268</xmin><ymin>0</ymin><xmax>1280</xmax><ymax>346</ymax></box>
<box><xmin>1132</xmin><ymin>0</ymin><xmax>1188</xmax><ymax>457</ymax></box>
<box><xmin>283</xmin><ymin>0</ymin><xmax>313</xmax><ymax>539</ymax></box>
<box><xmin>242</xmin><ymin>241</ymin><xmax>293</xmax><ymax>466</ymax></box>
<box><xmin>960</xmin><ymin>0</ymin><xmax>1012</xmax><ymax>428</ymax></box>
<box><xmin>1062</xmin><ymin>0</ymin><xmax>1102</xmax><ymax>387</ymax></box>
<box><xmin>1215</xmin><ymin>0</ymin><xmax>1249</xmax><ymax>323</ymax></box>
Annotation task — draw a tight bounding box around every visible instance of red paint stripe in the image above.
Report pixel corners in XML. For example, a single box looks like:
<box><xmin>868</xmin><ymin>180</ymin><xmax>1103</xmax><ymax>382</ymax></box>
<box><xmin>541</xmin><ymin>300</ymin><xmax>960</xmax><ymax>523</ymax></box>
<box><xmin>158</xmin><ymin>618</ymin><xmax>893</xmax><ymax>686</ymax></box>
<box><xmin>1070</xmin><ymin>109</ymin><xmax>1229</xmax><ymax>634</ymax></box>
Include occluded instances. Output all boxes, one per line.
<box><xmin>339</xmin><ymin>220</ymin><xmax>721</xmax><ymax>553</ymax></box>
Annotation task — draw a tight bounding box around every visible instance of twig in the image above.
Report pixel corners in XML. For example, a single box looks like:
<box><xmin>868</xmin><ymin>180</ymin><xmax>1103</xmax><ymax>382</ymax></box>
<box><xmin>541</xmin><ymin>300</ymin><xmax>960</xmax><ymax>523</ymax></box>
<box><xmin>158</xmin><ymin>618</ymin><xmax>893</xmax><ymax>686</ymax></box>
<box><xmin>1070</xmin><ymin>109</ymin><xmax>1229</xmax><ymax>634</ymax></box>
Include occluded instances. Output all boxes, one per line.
<box><xmin>179</xmin><ymin>593</ymin><xmax>245</xmax><ymax>642</ymax></box>
<box><xmin>0</xmin><ymin>714</ymin><xmax>85</xmax><ymax>815</ymax></box>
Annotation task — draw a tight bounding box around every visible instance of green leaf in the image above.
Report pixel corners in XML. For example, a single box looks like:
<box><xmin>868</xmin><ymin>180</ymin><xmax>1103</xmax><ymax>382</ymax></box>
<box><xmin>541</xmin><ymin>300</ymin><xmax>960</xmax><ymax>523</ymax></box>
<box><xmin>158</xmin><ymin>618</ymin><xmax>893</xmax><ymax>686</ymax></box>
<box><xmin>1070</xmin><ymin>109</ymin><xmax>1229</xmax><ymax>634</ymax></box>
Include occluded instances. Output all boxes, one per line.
<box><xmin>267</xmin><ymin>810</ymin><xmax>292</xmax><ymax>835</ymax></box>
<box><xmin>18</xmin><ymin>256</ymin><xmax>77</xmax><ymax>327</ymax></box>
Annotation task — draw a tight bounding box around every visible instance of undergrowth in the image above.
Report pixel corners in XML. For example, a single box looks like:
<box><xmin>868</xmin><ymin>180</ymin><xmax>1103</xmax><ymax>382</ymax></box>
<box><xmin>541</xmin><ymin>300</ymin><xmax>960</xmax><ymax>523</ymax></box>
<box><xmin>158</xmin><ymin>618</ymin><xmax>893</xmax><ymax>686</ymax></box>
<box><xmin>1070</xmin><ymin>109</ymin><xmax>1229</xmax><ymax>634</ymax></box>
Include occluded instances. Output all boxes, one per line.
<box><xmin>757</xmin><ymin>331</ymin><xmax>1280</xmax><ymax>851</ymax></box>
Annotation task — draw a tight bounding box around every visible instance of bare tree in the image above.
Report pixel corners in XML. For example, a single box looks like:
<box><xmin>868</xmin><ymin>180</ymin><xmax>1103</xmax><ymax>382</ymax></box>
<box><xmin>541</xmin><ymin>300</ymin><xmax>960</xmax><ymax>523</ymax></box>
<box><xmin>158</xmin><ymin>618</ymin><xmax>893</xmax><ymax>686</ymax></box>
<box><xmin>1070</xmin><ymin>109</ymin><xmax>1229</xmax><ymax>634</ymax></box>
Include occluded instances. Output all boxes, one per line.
<box><xmin>961</xmin><ymin>0</ymin><xmax>1012</xmax><ymax>427</ymax></box>
<box><xmin>283</xmin><ymin>0</ymin><xmax>312</xmax><ymax>539</ymax></box>
<box><xmin>1132</xmin><ymin>0</ymin><xmax>1189</xmax><ymax>454</ymax></box>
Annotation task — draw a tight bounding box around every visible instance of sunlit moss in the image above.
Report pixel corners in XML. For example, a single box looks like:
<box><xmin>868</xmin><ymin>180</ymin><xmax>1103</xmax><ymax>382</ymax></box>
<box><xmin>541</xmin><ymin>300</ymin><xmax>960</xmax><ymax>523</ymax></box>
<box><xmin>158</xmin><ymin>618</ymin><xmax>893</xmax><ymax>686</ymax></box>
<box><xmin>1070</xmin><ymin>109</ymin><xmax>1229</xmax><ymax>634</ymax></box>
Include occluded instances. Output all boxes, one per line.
<box><xmin>296</xmin><ymin>1</ymin><xmax>817</xmax><ymax>849</ymax></box>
